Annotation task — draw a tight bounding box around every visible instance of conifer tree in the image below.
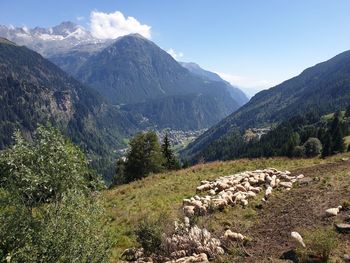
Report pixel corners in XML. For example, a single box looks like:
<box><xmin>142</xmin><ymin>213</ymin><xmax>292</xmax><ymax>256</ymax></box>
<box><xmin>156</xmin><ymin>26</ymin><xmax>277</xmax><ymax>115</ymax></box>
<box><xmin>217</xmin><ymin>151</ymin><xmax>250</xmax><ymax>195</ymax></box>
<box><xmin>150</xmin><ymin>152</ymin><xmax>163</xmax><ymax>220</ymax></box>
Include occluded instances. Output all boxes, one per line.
<box><xmin>161</xmin><ymin>133</ymin><xmax>180</xmax><ymax>170</ymax></box>
<box><xmin>332</xmin><ymin>126</ymin><xmax>346</xmax><ymax>153</ymax></box>
<box><xmin>321</xmin><ymin>132</ymin><xmax>332</xmax><ymax>158</ymax></box>
<box><xmin>125</xmin><ymin>132</ymin><xmax>164</xmax><ymax>182</ymax></box>
<box><xmin>345</xmin><ymin>104</ymin><xmax>350</xmax><ymax>118</ymax></box>
<box><xmin>330</xmin><ymin>113</ymin><xmax>346</xmax><ymax>153</ymax></box>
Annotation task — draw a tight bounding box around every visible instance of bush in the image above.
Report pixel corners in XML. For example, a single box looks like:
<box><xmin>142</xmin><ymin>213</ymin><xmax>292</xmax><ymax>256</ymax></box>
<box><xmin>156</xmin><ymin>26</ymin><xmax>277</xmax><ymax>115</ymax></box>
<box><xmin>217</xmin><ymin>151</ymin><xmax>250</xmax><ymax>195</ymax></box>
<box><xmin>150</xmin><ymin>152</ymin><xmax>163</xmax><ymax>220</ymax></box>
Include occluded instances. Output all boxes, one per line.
<box><xmin>296</xmin><ymin>227</ymin><xmax>338</xmax><ymax>262</ymax></box>
<box><xmin>0</xmin><ymin>126</ymin><xmax>110</xmax><ymax>262</ymax></box>
<box><xmin>293</xmin><ymin>146</ymin><xmax>306</xmax><ymax>157</ymax></box>
<box><xmin>303</xmin><ymin>137</ymin><xmax>322</xmax><ymax>157</ymax></box>
<box><xmin>135</xmin><ymin>220</ymin><xmax>163</xmax><ymax>255</ymax></box>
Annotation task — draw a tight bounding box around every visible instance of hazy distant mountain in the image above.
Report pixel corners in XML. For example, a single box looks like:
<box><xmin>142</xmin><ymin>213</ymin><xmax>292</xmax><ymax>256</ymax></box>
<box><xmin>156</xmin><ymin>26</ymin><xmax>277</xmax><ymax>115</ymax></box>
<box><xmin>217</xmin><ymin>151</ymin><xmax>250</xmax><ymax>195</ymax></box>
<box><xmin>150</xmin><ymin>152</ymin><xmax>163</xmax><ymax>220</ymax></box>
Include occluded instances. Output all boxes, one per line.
<box><xmin>182</xmin><ymin>50</ymin><xmax>350</xmax><ymax>160</ymax></box>
<box><xmin>0</xmin><ymin>22</ymin><xmax>113</xmax><ymax>75</ymax></box>
<box><xmin>0</xmin><ymin>22</ymin><xmax>109</xmax><ymax>56</ymax></box>
<box><xmin>75</xmin><ymin>34</ymin><xmax>241</xmax><ymax>129</ymax></box>
<box><xmin>180</xmin><ymin>62</ymin><xmax>248</xmax><ymax>105</ymax></box>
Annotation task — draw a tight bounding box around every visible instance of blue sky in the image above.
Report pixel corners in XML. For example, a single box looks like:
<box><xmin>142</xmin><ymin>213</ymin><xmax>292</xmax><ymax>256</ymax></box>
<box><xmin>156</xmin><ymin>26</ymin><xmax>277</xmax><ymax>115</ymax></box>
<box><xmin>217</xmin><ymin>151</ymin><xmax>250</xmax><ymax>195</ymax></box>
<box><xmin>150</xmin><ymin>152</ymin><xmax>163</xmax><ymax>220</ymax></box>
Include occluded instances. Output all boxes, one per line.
<box><xmin>1</xmin><ymin>0</ymin><xmax>350</xmax><ymax>96</ymax></box>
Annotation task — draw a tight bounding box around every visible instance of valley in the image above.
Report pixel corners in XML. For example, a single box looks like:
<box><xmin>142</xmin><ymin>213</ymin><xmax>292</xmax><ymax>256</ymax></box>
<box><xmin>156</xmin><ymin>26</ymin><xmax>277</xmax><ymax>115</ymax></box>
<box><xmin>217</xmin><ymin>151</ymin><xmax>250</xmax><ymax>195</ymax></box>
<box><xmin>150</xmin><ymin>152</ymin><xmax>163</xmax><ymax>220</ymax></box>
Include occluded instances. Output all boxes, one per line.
<box><xmin>1</xmin><ymin>2</ymin><xmax>350</xmax><ymax>262</ymax></box>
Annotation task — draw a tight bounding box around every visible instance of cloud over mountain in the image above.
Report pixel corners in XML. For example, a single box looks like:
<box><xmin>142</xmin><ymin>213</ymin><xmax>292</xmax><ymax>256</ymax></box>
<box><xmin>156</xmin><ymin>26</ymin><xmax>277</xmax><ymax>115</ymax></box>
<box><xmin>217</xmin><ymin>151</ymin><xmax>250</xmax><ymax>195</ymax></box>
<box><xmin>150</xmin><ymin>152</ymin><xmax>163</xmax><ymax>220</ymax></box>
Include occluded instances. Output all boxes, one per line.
<box><xmin>90</xmin><ymin>10</ymin><xmax>151</xmax><ymax>39</ymax></box>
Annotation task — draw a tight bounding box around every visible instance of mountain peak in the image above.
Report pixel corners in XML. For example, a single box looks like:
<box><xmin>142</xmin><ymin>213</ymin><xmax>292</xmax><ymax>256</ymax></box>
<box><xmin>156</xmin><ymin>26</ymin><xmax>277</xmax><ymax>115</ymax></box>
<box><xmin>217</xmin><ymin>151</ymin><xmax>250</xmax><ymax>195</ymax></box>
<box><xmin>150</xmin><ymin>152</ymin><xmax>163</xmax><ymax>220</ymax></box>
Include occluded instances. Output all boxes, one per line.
<box><xmin>0</xmin><ymin>37</ymin><xmax>16</xmax><ymax>45</ymax></box>
<box><xmin>114</xmin><ymin>33</ymin><xmax>151</xmax><ymax>44</ymax></box>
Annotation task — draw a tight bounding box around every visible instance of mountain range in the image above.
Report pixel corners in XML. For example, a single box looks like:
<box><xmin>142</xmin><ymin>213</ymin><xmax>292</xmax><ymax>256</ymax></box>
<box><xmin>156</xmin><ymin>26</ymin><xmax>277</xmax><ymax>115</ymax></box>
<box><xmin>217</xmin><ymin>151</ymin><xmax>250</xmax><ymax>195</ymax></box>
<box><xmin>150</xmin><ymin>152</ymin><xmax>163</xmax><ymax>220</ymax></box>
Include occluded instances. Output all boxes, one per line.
<box><xmin>182</xmin><ymin>49</ymin><xmax>350</xmax><ymax>161</ymax></box>
<box><xmin>0</xmin><ymin>22</ymin><xmax>248</xmax><ymax>130</ymax></box>
<box><xmin>3</xmin><ymin>21</ymin><xmax>350</xmax><ymax>175</ymax></box>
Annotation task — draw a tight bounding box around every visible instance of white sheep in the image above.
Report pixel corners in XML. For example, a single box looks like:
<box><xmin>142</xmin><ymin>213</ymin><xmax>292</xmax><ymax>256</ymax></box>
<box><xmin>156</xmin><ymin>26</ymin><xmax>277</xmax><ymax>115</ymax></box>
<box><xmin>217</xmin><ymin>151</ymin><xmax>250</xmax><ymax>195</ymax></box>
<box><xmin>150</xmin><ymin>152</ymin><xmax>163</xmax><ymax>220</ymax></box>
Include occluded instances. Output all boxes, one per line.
<box><xmin>291</xmin><ymin>231</ymin><xmax>306</xmax><ymax>247</ymax></box>
<box><xmin>325</xmin><ymin>206</ymin><xmax>342</xmax><ymax>217</ymax></box>
<box><xmin>265</xmin><ymin>186</ymin><xmax>273</xmax><ymax>199</ymax></box>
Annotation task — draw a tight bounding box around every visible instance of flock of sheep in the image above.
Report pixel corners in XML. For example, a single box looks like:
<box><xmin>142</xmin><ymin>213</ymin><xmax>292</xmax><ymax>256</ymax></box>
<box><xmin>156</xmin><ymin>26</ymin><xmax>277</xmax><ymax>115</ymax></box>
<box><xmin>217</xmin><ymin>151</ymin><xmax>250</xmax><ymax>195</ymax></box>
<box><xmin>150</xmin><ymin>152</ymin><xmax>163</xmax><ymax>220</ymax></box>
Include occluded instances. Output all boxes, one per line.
<box><xmin>123</xmin><ymin>168</ymin><xmax>343</xmax><ymax>262</ymax></box>
<box><xmin>182</xmin><ymin>168</ymin><xmax>303</xmax><ymax>218</ymax></box>
<box><xmin>162</xmin><ymin>169</ymin><xmax>303</xmax><ymax>262</ymax></box>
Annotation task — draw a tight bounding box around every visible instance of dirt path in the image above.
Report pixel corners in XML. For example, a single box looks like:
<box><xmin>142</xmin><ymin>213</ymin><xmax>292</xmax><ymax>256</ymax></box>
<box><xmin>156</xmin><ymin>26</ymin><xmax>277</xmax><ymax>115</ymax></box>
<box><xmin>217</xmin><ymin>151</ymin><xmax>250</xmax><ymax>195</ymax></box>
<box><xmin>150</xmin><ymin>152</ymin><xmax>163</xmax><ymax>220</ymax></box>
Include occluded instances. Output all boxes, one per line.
<box><xmin>242</xmin><ymin>159</ymin><xmax>350</xmax><ymax>262</ymax></box>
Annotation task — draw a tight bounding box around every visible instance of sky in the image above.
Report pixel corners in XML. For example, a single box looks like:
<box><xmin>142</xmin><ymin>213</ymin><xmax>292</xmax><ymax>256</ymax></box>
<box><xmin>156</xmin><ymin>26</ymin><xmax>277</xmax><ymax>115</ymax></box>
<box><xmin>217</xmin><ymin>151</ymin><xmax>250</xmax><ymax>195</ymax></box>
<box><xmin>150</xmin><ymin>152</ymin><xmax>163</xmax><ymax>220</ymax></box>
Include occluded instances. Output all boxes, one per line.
<box><xmin>1</xmin><ymin>0</ymin><xmax>350</xmax><ymax>96</ymax></box>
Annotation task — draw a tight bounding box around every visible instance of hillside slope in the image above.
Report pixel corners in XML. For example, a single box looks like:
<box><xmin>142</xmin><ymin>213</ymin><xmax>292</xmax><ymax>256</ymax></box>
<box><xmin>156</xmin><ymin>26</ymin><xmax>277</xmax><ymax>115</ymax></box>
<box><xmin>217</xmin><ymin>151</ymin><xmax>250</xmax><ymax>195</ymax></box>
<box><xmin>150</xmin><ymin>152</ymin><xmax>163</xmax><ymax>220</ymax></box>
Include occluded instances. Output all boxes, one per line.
<box><xmin>105</xmin><ymin>153</ymin><xmax>350</xmax><ymax>262</ymax></box>
<box><xmin>0</xmin><ymin>38</ymin><xmax>140</xmax><ymax>176</ymax></box>
<box><xmin>183</xmin><ymin>50</ymin><xmax>350</xmax><ymax>159</ymax></box>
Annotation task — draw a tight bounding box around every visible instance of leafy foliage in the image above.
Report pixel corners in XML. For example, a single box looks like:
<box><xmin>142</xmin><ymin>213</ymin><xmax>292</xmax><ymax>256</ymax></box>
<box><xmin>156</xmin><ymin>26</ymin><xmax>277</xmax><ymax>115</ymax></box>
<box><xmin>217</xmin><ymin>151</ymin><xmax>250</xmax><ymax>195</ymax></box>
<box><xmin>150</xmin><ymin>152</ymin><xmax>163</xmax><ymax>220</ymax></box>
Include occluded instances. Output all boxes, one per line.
<box><xmin>135</xmin><ymin>220</ymin><xmax>163</xmax><ymax>255</ymax></box>
<box><xmin>124</xmin><ymin>132</ymin><xmax>165</xmax><ymax>183</ymax></box>
<box><xmin>0</xmin><ymin>126</ymin><xmax>110</xmax><ymax>262</ymax></box>
<box><xmin>303</xmin><ymin>138</ymin><xmax>322</xmax><ymax>157</ymax></box>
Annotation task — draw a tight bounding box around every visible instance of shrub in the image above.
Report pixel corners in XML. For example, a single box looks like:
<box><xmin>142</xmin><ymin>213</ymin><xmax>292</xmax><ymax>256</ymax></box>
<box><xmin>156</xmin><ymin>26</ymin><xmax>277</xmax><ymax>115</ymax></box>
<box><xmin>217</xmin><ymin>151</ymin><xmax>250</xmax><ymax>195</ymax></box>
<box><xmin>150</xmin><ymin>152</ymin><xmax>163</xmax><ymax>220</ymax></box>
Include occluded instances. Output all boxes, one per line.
<box><xmin>296</xmin><ymin>227</ymin><xmax>338</xmax><ymax>262</ymax></box>
<box><xmin>135</xmin><ymin>220</ymin><xmax>163</xmax><ymax>255</ymax></box>
<box><xmin>303</xmin><ymin>137</ymin><xmax>322</xmax><ymax>157</ymax></box>
<box><xmin>293</xmin><ymin>146</ymin><xmax>306</xmax><ymax>157</ymax></box>
<box><xmin>0</xmin><ymin>126</ymin><xmax>110</xmax><ymax>262</ymax></box>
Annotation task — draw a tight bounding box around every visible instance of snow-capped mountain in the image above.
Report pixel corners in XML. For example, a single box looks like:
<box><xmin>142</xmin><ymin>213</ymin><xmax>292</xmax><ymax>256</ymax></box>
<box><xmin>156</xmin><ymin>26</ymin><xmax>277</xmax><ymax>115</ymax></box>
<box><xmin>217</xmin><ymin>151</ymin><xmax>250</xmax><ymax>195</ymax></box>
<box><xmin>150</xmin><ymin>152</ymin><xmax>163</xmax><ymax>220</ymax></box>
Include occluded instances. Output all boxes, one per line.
<box><xmin>0</xmin><ymin>21</ymin><xmax>111</xmax><ymax>57</ymax></box>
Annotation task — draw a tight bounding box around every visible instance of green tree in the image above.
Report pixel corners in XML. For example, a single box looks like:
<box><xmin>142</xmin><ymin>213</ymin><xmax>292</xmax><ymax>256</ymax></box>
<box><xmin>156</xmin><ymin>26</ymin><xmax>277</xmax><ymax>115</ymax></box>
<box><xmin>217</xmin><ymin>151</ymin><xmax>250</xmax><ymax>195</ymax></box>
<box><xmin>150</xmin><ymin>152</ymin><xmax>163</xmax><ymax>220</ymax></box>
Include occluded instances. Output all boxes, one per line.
<box><xmin>330</xmin><ymin>113</ymin><xmax>346</xmax><ymax>153</ymax></box>
<box><xmin>161</xmin><ymin>133</ymin><xmax>180</xmax><ymax>170</ymax></box>
<box><xmin>293</xmin><ymin>145</ymin><xmax>305</xmax><ymax>157</ymax></box>
<box><xmin>0</xmin><ymin>126</ymin><xmax>110</xmax><ymax>262</ymax></box>
<box><xmin>346</xmin><ymin>104</ymin><xmax>350</xmax><ymax>118</ymax></box>
<box><xmin>284</xmin><ymin>132</ymin><xmax>300</xmax><ymax>157</ymax></box>
<box><xmin>125</xmin><ymin>132</ymin><xmax>164</xmax><ymax>182</ymax></box>
<box><xmin>111</xmin><ymin>157</ymin><xmax>126</xmax><ymax>186</ymax></box>
<box><xmin>321</xmin><ymin>132</ymin><xmax>332</xmax><ymax>158</ymax></box>
<box><xmin>303</xmin><ymin>137</ymin><xmax>322</xmax><ymax>157</ymax></box>
<box><xmin>332</xmin><ymin>126</ymin><xmax>346</xmax><ymax>153</ymax></box>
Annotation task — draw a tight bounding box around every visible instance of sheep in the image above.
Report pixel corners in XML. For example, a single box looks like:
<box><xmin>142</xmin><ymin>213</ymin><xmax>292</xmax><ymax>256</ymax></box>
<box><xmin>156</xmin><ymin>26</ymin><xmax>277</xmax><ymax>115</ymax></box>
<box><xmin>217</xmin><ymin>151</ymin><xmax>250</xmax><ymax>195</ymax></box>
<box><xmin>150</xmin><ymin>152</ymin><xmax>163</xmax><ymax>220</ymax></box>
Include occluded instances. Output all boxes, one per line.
<box><xmin>183</xmin><ymin>199</ymin><xmax>192</xmax><ymax>206</ymax></box>
<box><xmin>297</xmin><ymin>174</ymin><xmax>305</xmax><ymax>179</ymax></box>
<box><xmin>224</xmin><ymin>230</ymin><xmax>246</xmax><ymax>241</ymax></box>
<box><xmin>279</xmin><ymin>182</ymin><xmax>293</xmax><ymax>188</ymax></box>
<box><xmin>248</xmin><ymin>186</ymin><xmax>261</xmax><ymax>193</ymax></box>
<box><xmin>241</xmin><ymin>199</ymin><xmax>249</xmax><ymax>206</ymax></box>
<box><xmin>265</xmin><ymin>186</ymin><xmax>273</xmax><ymax>199</ymax></box>
<box><xmin>325</xmin><ymin>206</ymin><xmax>342</xmax><ymax>217</ymax></box>
<box><xmin>236</xmin><ymin>184</ymin><xmax>247</xmax><ymax>192</ymax></box>
<box><xmin>246</xmin><ymin>191</ymin><xmax>256</xmax><ymax>198</ymax></box>
<box><xmin>291</xmin><ymin>231</ymin><xmax>306</xmax><ymax>247</ymax></box>
<box><xmin>183</xmin><ymin>206</ymin><xmax>195</xmax><ymax>217</ymax></box>
<box><xmin>196</xmin><ymin>184</ymin><xmax>211</xmax><ymax>192</ymax></box>
<box><xmin>209</xmin><ymin>189</ymin><xmax>216</xmax><ymax>195</ymax></box>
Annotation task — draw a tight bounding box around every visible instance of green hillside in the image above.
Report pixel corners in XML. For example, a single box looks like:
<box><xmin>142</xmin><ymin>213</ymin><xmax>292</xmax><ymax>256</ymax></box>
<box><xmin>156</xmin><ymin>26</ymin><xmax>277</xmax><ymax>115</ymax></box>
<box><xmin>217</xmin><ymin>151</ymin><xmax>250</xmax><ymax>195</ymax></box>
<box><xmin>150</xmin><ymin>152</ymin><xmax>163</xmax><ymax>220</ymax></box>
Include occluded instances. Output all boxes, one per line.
<box><xmin>104</xmin><ymin>152</ymin><xmax>350</xmax><ymax>262</ymax></box>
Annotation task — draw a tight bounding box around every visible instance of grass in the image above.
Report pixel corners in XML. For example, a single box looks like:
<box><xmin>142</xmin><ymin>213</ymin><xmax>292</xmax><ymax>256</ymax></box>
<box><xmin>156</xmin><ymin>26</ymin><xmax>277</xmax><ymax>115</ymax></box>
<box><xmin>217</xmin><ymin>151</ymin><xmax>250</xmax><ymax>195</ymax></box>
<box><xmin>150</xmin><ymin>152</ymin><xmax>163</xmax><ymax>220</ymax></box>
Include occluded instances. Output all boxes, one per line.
<box><xmin>344</xmin><ymin>135</ymin><xmax>350</xmax><ymax>147</ymax></box>
<box><xmin>103</xmin><ymin>153</ymin><xmax>350</xmax><ymax>262</ymax></box>
<box><xmin>296</xmin><ymin>227</ymin><xmax>338</xmax><ymax>262</ymax></box>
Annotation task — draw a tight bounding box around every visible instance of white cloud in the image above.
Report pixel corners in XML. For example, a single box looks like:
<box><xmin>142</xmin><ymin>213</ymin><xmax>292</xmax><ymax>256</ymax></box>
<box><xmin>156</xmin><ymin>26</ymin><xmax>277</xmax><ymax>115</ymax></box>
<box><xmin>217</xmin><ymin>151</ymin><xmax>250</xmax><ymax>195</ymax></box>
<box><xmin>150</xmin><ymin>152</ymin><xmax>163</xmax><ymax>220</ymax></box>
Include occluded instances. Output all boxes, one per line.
<box><xmin>167</xmin><ymin>48</ymin><xmax>184</xmax><ymax>60</ymax></box>
<box><xmin>90</xmin><ymin>10</ymin><xmax>151</xmax><ymax>39</ymax></box>
<box><xmin>215</xmin><ymin>72</ymin><xmax>277</xmax><ymax>97</ymax></box>
<box><xmin>76</xmin><ymin>16</ymin><xmax>85</xmax><ymax>21</ymax></box>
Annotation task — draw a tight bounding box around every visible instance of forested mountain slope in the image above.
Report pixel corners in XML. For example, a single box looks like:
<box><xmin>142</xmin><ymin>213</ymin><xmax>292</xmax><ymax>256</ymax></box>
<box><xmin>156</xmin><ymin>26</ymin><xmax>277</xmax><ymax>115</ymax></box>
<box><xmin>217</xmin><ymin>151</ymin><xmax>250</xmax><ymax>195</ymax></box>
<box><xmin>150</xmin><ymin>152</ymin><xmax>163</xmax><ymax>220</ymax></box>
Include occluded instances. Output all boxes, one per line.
<box><xmin>183</xmin><ymin>50</ymin><xmax>350</xmax><ymax>160</ymax></box>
